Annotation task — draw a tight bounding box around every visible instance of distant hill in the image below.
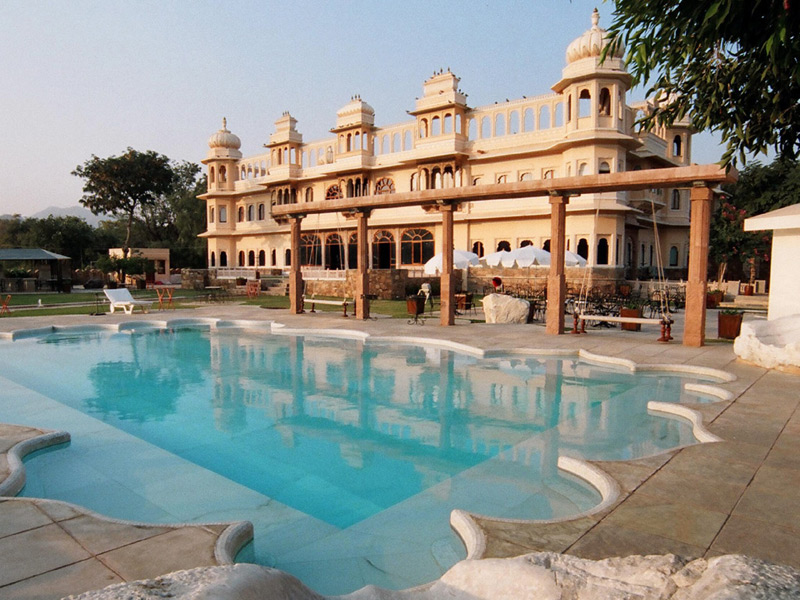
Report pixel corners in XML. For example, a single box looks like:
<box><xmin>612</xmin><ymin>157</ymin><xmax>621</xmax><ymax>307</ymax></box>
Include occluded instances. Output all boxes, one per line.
<box><xmin>27</xmin><ymin>205</ymin><xmax>109</xmax><ymax>227</ymax></box>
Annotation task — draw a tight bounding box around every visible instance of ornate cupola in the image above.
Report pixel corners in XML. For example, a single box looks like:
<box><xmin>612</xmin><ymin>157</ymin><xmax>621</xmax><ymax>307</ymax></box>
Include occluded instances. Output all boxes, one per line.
<box><xmin>204</xmin><ymin>118</ymin><xmax>242</xmax><ymax>192</ymax></box>
<box><xmin>409</xmin><ymin>69</ymin><xmax>469</xmax><ymax>142</ymax></box>
<box><xmin>552</xmin><ymin>9</ymin><xmax>631</xmax><ymax>134</ymax></box>
<box><xmin>331</xmin><ymin>95</ymin><xmax>375</xmax><ymax>156</ymax></box>
<box><xmin>267</xmin><ymin>112</ymin><xmax>303</xmax><ymax>167</ymax></box>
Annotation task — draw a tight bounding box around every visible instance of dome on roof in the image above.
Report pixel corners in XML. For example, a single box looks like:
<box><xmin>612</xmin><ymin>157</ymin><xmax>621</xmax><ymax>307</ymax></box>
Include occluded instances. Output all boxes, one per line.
<box><xmin>337</xmin><ymin>95</ymin><xmax>375</xmax><ymax>117</ymax></box>
<box><xmin>207</xmin><ymin>118</ymin><xmax>241</xmax><ymax>150</ymax></box>
<box><xmin>566</xmin><ymin>9</ymin><xmax>624</xmax><ymax>64</ymax></box>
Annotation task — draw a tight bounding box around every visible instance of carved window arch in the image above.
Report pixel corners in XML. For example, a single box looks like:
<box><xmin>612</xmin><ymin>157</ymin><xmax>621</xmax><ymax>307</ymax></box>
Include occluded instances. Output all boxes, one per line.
<box><xmin>238</xmin><ymin>250</ymin><xmax>245</xmax><ymax>266</ymax></box>
<box><xmin>238</xmin><ymin>206</ymin><xmax>245</xmax><ymax>222</ymax></box>
<box><xmin>372</xmin><ymin>230</ymin><xmax>395</xmax><ymax>269</ymax></box>
<box><xmin>210</xmin><ymin>251</ymin><xmax>215</xmax><ymax>267</ymax></box>
<box><xmin>401</xmin><ymin>228</ymin><xmax>434</xmax><ymax>265</ymax></box>
<box><xmin>671</xmin><ymin>189</ymin><xmax>681</xmax><ymax>210</ymax></box>
<box><xmin>673</xmin><ymin>135</ymin><xmax>683</xmax><ymax>157</ymax></box>
<box><xmin>209</xmin><ymin>207</ymin><xmax>215</xmax><ymax>223</ymax></box>
<box><xmin>247</xmin><ymin>204</ymin><xmax>254</xmax><ymax>221</ymax></box>
<box><xmin>300</xmin><ymin>233</ymin><xmax>322</xmax><ymax>266</ymax></box>
<box><xmin>375</xmin><ymin>177</ymin><xmax>395</xmax><ymax>194</ymax></box>
<box><xmin>599</xmin><ymin>88</ymin><xmax>611</xmax><ymax>116</ymax></box>
<box><xmin>248</xmin><ymin>250</ymin><xmax>255</xmax><ymax>266</ymax></box>
<box><xmin>326</xmin><ymin>184</ymin><xmax>342</xmax><ymax>200</ymax></box>
<box><xmin>305</xmin><ymin>187</ymin><xmax>314</xmax><ymax>202</ymax></box>
<box><xmin>219</xmin><ymin>251</ymin><xmax>227</xmax><ymax>267</ymax></box>
<box><xmin>257</xmin><ymin>203</ymin><xmax>265</xmax><ymax>220</ymax></box>
<box><xmin>258</xmin><ymin>250</ymin><xmax>266</xmax><ymax>266</ymax></box>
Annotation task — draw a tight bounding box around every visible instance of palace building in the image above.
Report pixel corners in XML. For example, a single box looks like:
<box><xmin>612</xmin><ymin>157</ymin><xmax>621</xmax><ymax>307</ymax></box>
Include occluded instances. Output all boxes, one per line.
<box><xmin>200</xmin><ymin>10</ymin><xmax>693</xmax><ymax>288</ymax></box>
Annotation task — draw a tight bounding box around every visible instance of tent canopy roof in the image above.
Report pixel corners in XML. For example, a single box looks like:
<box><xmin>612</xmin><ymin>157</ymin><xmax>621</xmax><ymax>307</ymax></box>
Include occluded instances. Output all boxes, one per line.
<box><xmin>0</xmin><ymin>248</ymin><xmax>70</xmax><ymax>261</ymax></box>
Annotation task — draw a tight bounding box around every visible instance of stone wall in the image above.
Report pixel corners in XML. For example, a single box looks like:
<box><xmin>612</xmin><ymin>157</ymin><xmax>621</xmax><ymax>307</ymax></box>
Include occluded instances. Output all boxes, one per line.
<box><xmin>181</xmin><ymin>269</ymin><xmax>209</xmax><ymax>290</ymax></box>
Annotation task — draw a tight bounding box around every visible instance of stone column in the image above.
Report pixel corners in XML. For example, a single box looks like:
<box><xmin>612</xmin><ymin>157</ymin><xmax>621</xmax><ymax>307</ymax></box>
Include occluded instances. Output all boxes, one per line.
<box><xmin>288</xmin><ymin>216</ymin><xmax>304</xmax><ymax>314</ymax></box>
<box><xmin>355</xmin><ymin>210</ymin><xmax>371</xmax><ymax>320</ymax></box>
<box><xmin>546</xmin><ymin>194</ymin><xmax>570</xmax><ymax>334</ymax></box>
<box><xmin>440</xmin><ymin>203</ymin><xmax>456</xmax><ymax>326</ymax></box>
<box><xmin>684</xmin><ymin>184</ymin><xmax>714</xmax><ymax>347</ymax></box>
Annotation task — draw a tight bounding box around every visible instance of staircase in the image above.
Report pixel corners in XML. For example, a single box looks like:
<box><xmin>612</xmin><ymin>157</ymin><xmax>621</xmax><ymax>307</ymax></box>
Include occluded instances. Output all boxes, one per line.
<box><xmin>260</xmin><ymin>276</ymin><xmax>289</xmax><ymax>296</ymax></box>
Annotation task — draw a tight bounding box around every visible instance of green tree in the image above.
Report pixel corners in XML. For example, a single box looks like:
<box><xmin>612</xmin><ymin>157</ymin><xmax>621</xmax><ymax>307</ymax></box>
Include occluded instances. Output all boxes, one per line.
<box><xmin>606</xmin><ymin>0</ymin><xmax>800</xmax><ymax>165</ymax></box>
<box><xmin>21</xmin><ymin>215</ymin><xmax>100</xmax><ymax>267</ymax></box>
<box><xmin>73</xmin><ymin>148</ymin><xmax>175</xmax><ymax>258</ymax></box>
<box><xmin>711</xmin><ymin>157</ymin><xmax>800</xmax><ymax>280</ymax></box>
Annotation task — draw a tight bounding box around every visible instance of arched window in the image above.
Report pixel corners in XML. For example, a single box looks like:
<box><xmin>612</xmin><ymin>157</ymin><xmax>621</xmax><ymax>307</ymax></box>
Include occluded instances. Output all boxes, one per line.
<box><xmin>543</xmin><ymin>169</ymin><xmax>554</xmax><ymax>179</ymax></box>
<box><xmin>640</xmin><ymin>243</ymin><xmax>646</xmax><ymax>265</ymax></box>
<box><xmin>346</xmin><ymin>179</ymin><xmax>355</xmax><ymax>198</ymax></box>
<box><xmin>248</xmin><ymin>250</ymin><xmax>255</xmax><ymax>267</ymax></box>
<box><xmin>432</xmin><ymin>116</ymin><xmax>441</xmax><ymax>136</ymax></box>
<box><xmin>567</xmin><ymin>95</ymin><xmax>572</xmax><ymax>121</ymax></box>
<box><xmin>543</xmin><ymin>239</ymin><xmax>551</xmax><ymax>252</ymax></box>
<box><xmin>238</xmin><ymin>206</ymin><xmax>245</xmax><ymax>222</ymax></box>
<box><xmin>218</xmin><ymin>207</ymin><xmax>227</xmax><ymax>223</ymax></box>
<box><xmin>597</xmin><ymin>238</ymin><xmax>609</xmax><ymax>265</ymax></box>
<box><xmin>579</xmin><ymin>89</ymin><xmax>591</xmax><ymax>118</ymax></box>
<box><xmin>209</xmin><ymin>207</ymin><xmax>215</xmax><ymax>223</ymax></box>
<box><xmin>392</xmin><ymin>132</ymin><xmax>401</xmax><ymax>152</ymax></box>
<box><xmin>444</xmin><ymin>113</ymin><xmax>453</xmax><ymax>133</ymax></box>
<box><xmin>508</xmin><ymin>111</ymin><xmax>519</xmax><ymax>134</ymax></box>
<box><xmin>598</xmin><ymin>161</ymin><xmax>611</xmax><ymax>174</ymax></box>
<box><xmin>539</xmin><ymin>105</ymin><xmax>551</xmax><ymax>129</ymax></box>
<box><xmin>305</xmin><ymin>187</ymin><xmax>314</xmax><ymax>202</ymax></box>
<box><xmin>372</xmin><ymin>230</ymin><xmax>395</xmax><ymax>269</ymax></box>
<box><xmin>554</xmin><ymin>102</ymin><xmax>564</xmax><ymax>126</ymax></box>
<box><xmin>326</xmin><ymin>185</ymin><xmax>342</xmax><ymax>200</ymax></box>
<box><xmin>348</xmin><ymin>232</ymin><xmax>358</xmax><ymax>269</ymax></box>
<box><xmin>285</xmin><ymin>248</ymin><xmax>291</xmax><ymax>266</ymax></box>
<box><xmin>497</xmin><ymin>240</ymin><xmax>511</xmax><ymax>252</ymax></box>
<box><xmin>673</xmin><ymin>135</ymin><xmax>683</xmax><ymax>157</ymax></box>
<box><xmin>520</xmin><ymin>172</ymin><xmax>533</xmax><ymax>181</ymax></box>
<box><xmin>300</xmin><ymin>234</ymin><xmax>322</xmax><ymax>266</ymax></box>
<box><xmin>497</xmin><ymin>174</ymin><xmax>507</xmax><ymax>184</ymax></box>
<box><xmin>258</xmin><ymin>203</ymin><xmax>265</xmax><ymax>220</ymax></box>
<box><xmin>410</xmin><ymin>172</ymin><xmax>419</xmax><ymax>191</ymax></box>
<box><xmin>577</xmin><ymin>238</ymin><xmax>589</xmax><ymax>260</ymax></box>
<box><xmin>247</xmin><ymin>205</ymin><xmax>254</xmax><ymax>221</ymax></box>
<box><xmin>375</xmin><ymin>177</ymin><xmax>395</xmax><ymax>194</ymax></box>
<box><xmin>468</xmin><ymin>118</ymin><xmax>477</xmax><ymax>140</ymax></box>
<box><xmin>671</xmin><ymin>189</ymin><xmax>681</xmax><ymax>210</ymax></box>
<box><xmin>599</xmin><ymin>88</ymin><xmax>611</xmax><ymax>116</ymax></box>
<box><xmin>523</xmin><ymin>108</ymin><xmax>535</xmax><ymax>131</ymax></box>
<box><xmin>495</xmin><ymin>113</ymin><xmax>506</xmax><ymax>136</ymax></box>
<box><xmin>669</xmin><ymin>246</ymin><xmax>679</xmax><ymax>266</ymax></box>
<box><xmin>271</xmin><ymin>249</ymin><xmax>277</xmax><ymax>266</ymax></box>
<box><xmin>219</xmin><ymin>251</ymin><xmax>227</xmax><ymax>267</ymax></box>
<box><xmin>326</xmin><ymin>233</ymin><xmax>345</xmax><ymax>270</ymax></box>
<box><xmin>472</xmin><ymin>241</ymin><xmax>484</xmax><ymax>257</ymax></box>
<box><xmin>219</xmin><ymin>166</ymin><xmax>227</xmax><ymax>183</ymax></box>
<box><xmin>578</xmin><ymin>163</ymin><xmax>588</xmax><ymax>176</ymax></box>
<box><xmin>210</xmin><ymin>252</ymin><xmax>215</xmax><ymax>267</ymax></box>
<box><xmin>520</xmin><ymin>239</ymin><xmax>533</xmax><ymax>247</ymax></box>
<box><xmin>649</xmin><ymin>244</ymin><xmax>654</xmax><ymax>266</ymax></box>
<box><xmin>420</xmin><ymin>119</ymin><xmax>428</xmax><ymax>138</ymax></box>
<box><xmin>238</xmin><ymin>251</ymin><xmax>245</xmax><ymax>266</ymax></box>
<box><xmin>404</xmin><ymin>130</ymin><xmax>412</xmax><ymax>150</ymax></box>
<box><xmin>481</xmin><ymin>116</ymin><xmax>491</xmax><ymax>138</ymax></box>
<box><xmin>401</xmin><ymin>228</ymin><xmax>434</xmax><ymax>265</ymax></box>
<box><xmin>258</xmin><ymin>250</ymin><xmax>266</xmax><ymax>266</ymax></box>
<box><xmin>209</xmin><ymin>167</ymin><xmax>215</xmax><ymax>184</ymax></box>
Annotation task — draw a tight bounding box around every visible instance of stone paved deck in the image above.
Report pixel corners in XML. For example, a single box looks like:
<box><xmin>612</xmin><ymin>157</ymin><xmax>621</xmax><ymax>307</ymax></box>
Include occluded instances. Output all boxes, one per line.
<box><xmin>0</xmin><ymin>304</ymin><xmax>797</xmax><ymax>598</ymax></box>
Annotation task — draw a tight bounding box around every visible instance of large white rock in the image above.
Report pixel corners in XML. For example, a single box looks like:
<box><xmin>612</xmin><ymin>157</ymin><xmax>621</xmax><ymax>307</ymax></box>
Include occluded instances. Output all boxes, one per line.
<box><xmin>482</xmin><ymin>293</ymin><xmax>530</xmax><ymax>324</ymax></box>
<box><xmin>64</xmin><ymin>553</ymin><xmax>800</xmax><ymax>600</ymax></box>
<box><xmin>733</xmin><ymin>314</ymin><xmax>800</xmax><ymax>369</ymax></box>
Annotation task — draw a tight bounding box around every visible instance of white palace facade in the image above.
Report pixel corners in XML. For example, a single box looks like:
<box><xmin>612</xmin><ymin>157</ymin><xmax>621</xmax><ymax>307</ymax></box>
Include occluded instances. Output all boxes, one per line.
<box><xmin>200</xmin><ymin>11</ymin><xmax>693</xmax><ymax>285</ymax></box>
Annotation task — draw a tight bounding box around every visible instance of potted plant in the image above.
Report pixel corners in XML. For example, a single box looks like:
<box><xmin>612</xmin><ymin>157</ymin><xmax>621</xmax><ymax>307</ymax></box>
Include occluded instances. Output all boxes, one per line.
<box><xmin>620</xmin><ymin>299</ymin><xmax>643</xmax><ymax>331</ymax></box>
<box><xmin>718</xmin><ymin>309</ymin><xmax>744</xmax><ymax>339</ymax></box>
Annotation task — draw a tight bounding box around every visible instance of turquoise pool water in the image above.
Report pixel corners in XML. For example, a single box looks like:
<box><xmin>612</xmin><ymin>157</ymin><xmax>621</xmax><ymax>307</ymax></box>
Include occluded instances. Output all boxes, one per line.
<box><xmin>0</xmin><ymin>325</ymin><xmax>715</xmax><ymax>593</ymax></box>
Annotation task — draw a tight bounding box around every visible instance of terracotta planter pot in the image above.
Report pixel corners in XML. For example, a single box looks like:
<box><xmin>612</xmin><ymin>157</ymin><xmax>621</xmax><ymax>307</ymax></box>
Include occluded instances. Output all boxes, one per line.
<box><xmin>743</xmin><ymin>284</ymin><xmax>754</xmax><ymax>296</ymax></box>
<box><xmin>718</xmin><ymin>312</ymin><xmax>743</xmax><ymax>339</ymax></box>
<box><xmin>620</xmin><ymin>307</ymin><xmax>642</xmax><ymax>331</ymax></box>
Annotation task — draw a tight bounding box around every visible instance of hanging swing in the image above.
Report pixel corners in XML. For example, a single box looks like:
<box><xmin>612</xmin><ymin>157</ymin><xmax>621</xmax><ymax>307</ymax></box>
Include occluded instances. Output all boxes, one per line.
<box><xmin>572</xmin><ymin>198</ymin><xmax>673</xmax><ymax>342</ymax></box>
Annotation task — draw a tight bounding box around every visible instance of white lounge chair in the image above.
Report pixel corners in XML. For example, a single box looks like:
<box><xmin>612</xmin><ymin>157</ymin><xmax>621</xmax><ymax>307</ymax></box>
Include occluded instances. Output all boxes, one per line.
<box><xmin>103</xmin><ymin>288</ymin><xmax>154</xmax><ymax>314</ymax></box>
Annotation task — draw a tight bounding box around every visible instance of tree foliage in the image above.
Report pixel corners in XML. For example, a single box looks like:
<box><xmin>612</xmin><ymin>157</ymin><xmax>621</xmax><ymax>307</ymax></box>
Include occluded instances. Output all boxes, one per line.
<box><xmin>0</xmin><ymin>215</ymin><xmax>110</xmax><ymax>267</ymax></box>
<box><xmin>606</xmin><ymin>0</ymin><xmax>800</xmax><ymax>165</ymax></box>
<box><xmin>710</xmin><ymin>157</ymin><xmax>800</xmax><ymax>279</ymax></box>
<box><xmin>73</xmin><ymin>148</ymin><xmax>175</xmax><ymax>257</ymax></box>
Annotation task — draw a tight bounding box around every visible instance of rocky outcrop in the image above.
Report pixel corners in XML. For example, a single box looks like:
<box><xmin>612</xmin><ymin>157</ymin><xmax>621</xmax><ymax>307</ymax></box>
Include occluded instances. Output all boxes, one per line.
<box><xmin>482</xmin><ymin>294</ymin><xmax>530</xmax><ymax>324</ymax></box>
<box><xmin>64</xmin><ymin>553</ymin><xmax>800</xmax><ymax>600</ymax></box>
<box><xmin>733</xmin><ymin>314</ymin><xmax>800</xmax><ymax>370</ymax></box>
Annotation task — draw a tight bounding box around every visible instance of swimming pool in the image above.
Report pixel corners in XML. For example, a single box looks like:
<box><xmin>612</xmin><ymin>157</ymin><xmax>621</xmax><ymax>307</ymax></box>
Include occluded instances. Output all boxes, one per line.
<box><xmin>0</xmin><ymin>322</ymin><xmax>727</xmax><ymax>593</ymax></box>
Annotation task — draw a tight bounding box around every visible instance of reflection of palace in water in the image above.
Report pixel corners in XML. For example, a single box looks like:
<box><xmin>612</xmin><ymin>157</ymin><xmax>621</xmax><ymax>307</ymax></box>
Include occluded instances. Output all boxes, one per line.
<box><xmin>207</xmin><ymin>332</ymin><xmax>691</xmax><ymax>478</ymax></box>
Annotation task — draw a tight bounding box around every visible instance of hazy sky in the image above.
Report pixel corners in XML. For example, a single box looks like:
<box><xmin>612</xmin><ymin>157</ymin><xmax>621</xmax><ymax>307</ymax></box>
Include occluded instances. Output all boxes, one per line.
<box><xmin>1</xmin><ymin>0</ymin><xmax>728</xmax><ymax>217</ymax></box>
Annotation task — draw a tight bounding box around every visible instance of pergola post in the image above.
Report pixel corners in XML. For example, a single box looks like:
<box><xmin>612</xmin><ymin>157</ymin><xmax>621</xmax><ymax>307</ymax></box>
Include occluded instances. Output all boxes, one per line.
<box><xmin>355</xmin><ymin>209</ymin><xmax>371</xmax><ymax>319</ymax></box>
<box><xmin>439</xmin><ymin>203</ymin><xmax>456</xmax><ymax>326</ymax></box>
<box><xmin>546</xmin><ymin>193</ymin><xmax>570</xmax><ymax>334</ymax></box>
<box><xmin>288</xmin><ymin>216</ymin><xmax>304</xmax><ymax>314</ymax></box>
<box><xmin>683</xmin><ymin>184</ymin><xmax>714</xmax><ymax>347</ymax></box>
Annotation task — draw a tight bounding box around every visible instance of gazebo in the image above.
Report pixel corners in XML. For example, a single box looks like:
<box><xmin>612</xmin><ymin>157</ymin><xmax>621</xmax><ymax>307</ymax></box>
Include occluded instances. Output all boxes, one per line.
<box><xmin>0</xmin><ymin>248</ymin><xmax>72</xmax><ymax>293</ymax></box>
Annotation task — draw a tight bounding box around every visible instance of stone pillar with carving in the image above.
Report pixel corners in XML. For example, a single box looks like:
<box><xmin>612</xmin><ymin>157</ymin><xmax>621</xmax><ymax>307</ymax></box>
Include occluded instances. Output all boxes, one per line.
<box><xmin>546</xmin><ymin>194</ymin><xmax>570</xmax><ymax>334</ymax></box>
<box><xmin>440</xmin><ymin>203</ymin><xmax>456</xmax><ymax>326</ymax></box>
<box><xmin>288</xmin><ymin>216</ymin><xmax>304</xmax><ymax>314</ymax></box>
<box><xmin>355</xmin><ymin>210</ymin><xmax>371</xmax><ymax>319</ymax></box>
<box><xmin>683</xmin><ymin>184</ymin><xmax>714</xmax><ymax>347</ymax></box>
